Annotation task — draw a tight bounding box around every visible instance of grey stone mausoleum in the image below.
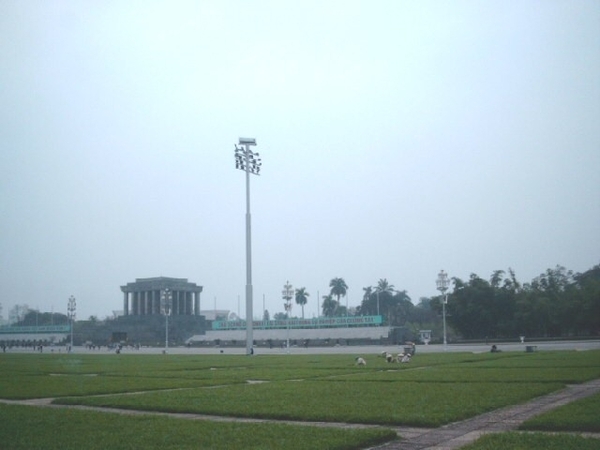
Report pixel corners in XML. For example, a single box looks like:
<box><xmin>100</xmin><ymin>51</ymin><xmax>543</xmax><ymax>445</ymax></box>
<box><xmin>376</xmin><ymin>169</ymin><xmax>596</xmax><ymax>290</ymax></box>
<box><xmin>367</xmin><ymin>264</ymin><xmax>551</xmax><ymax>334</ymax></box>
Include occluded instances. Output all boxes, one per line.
<box><xmin>120</xmin><ymin>277</ymin><xmax>203</xmax><ymax>316</ymax></box>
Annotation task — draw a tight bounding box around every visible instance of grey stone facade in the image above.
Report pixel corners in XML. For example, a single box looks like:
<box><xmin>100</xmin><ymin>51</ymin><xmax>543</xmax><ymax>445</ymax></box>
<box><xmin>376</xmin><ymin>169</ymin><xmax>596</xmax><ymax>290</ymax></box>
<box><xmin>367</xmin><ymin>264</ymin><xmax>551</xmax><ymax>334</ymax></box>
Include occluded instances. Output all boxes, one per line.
<box><xmin>120</xmin><ymin>277</ymin><xmax>203</xmax><ymax>316</ymax></box>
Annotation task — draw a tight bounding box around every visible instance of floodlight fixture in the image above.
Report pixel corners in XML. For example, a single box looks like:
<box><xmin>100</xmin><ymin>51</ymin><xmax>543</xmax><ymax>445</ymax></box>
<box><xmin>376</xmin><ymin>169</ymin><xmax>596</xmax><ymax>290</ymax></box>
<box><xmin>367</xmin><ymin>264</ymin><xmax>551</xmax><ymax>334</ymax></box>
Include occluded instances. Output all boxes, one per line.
<box><xmin>239</xmin><ymin>137</ymin><xmax>256</xmax><ymax>146</ymax></box>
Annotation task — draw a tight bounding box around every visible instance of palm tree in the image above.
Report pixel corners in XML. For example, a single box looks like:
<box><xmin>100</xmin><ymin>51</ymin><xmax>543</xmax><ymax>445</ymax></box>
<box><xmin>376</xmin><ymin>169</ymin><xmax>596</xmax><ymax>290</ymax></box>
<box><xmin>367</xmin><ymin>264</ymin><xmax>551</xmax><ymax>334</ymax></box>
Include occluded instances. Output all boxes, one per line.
<box><xmin>375</xmin><ymin>278</ymin><xmax>395</xmax><ymax>295</ymax></box>
<box><xmin>374</xmin><ymin>278</ymin><xmax>395</xmax><ymax>318</ymax></box>
<box><xmin>362</xmin><ymin>286</ymin><xmax>373</xmax><ymax>302</ymax></box>
<box><xmin>358</xmin><ymin>286</ymin><xmax>374</xmax><ymax>316</ymax></box>
<box><xmin>321</xmin><ymin>294</ymin><xmax>337</xmax><ymax>317</ymax></box>
<box><xmin>295</xmin><ymin>287</ymin><xmax>309</xmax><ymax>319</ymax></box>
<box><xmin>329</xmin><ymin>277</ymin><xmax>348</xmax><ymax>310</ymax></box>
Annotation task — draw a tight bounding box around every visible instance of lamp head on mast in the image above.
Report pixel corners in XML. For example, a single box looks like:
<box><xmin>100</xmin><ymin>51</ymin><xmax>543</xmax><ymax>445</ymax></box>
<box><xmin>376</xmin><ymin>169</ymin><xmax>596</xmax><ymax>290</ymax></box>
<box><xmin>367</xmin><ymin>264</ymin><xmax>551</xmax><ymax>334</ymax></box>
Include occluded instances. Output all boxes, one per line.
<box><xmin>234</xmin><ymin>138</ymin><xmax>261</xmax><ymax>174</ymax></box>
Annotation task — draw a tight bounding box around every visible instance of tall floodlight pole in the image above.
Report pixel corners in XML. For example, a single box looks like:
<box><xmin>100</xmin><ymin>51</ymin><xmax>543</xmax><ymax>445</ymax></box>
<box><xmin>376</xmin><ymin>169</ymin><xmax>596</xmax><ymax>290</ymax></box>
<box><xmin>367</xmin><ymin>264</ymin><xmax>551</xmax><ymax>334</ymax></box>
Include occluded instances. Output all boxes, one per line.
<box><xmin>436</xmin><ymin>270</ymin><xmax>450</xmax><ymax>349</ymax></box>
<box><xmin>234</xmin><ymin>138</ymin><xmax>262</xmax><ymax>355</ymax></box>
<box><xmin>161</xmin><ymin>289</ymin><xmax>172</xmax><ymax>353</ymax></box>
<box><xmin>282</xmin><ymin>281</ymin><xmax>294</xmax><ymax>354</ymax></box>
<box><xmin>67</xmin><ymin>295</ymin><xmax>76</xmax><ymax>352</ymax></box>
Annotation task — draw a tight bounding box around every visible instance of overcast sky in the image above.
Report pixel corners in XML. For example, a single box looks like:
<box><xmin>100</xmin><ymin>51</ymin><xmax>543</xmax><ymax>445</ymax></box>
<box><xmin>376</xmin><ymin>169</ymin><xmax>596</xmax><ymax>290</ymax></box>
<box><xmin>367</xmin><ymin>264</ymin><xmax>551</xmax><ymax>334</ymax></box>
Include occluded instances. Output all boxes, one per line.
<box><xmin>1</xmin><ymin>1</ymin><xmax>599</xmax><ymax>322</ymax></box>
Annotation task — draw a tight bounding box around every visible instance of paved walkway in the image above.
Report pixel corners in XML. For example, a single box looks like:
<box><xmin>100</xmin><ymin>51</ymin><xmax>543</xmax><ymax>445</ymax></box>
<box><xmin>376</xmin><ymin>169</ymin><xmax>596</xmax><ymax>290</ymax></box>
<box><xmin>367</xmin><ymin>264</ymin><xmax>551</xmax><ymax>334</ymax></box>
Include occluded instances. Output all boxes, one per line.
<box><xmin>1</xmin><ymin>378</ymin><xmax>599</xmax><ymax>449</ymax></box>
<box><xmin>376</xmin><ymin>378</ymin><xmax>600</xmax><ymax>449</ymax></box>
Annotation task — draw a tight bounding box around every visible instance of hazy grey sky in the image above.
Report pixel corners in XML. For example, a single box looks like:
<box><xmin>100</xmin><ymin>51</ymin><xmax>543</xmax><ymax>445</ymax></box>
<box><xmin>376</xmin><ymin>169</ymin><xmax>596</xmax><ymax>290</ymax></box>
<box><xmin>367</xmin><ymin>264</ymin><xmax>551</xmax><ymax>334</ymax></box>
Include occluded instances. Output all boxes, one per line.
<box><xmin>1</xmin><ymin>1</ymin><xmax>599</xmax><ymax>321</ymax></box>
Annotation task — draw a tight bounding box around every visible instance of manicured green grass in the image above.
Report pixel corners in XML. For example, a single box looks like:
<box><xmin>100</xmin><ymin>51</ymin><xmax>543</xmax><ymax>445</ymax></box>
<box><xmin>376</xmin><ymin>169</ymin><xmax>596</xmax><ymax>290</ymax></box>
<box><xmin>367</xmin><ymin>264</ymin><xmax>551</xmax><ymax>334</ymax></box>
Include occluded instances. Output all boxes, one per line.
<box><xmin>344</xmin><ymin>366</ymin><xmax>600</xmax><ymax>383</ymax></box>
<box><xmin>48</xmin><ymin>351</ymin><xmax>596</xmax><ymax>427</ymax></box>
<box><xmin>1</xmin><ymin>350</ymin><xmax>598</xmax><ymax>449</ymax></box>
<box><xmin>0</xmin><ymin>404</ymin><xmax>396</xmax><ymax>450</ymax></box>
<box><xmin>461</xmin><ymin>431</ymin><xmax>600</xmax><ymax>450</ymax></box>
<box><xmin>56</xmin><ymin>379</ymin><xmax>563</xmax><ymax>427</ymax></box>
<box><xmin>520</xmin><ymin>392</ymin><xmax>600</xmax><ymax>432</ymax></box>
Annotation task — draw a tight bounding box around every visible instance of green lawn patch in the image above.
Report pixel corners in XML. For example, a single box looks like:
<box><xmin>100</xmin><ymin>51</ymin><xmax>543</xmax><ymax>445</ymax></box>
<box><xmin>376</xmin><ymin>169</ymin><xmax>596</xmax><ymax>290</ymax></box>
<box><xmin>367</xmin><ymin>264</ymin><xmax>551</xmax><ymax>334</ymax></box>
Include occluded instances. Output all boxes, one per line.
<box><xmin>344</xmin><ymin>366</ymin><xmax>600</xmax><ymax>383</ymax></box>
<box><xmin>461</xmin><ymin>431</ymin><xmax>600</xmax><ymax>450</ymax></box>
<box><xmin>55</xmin><ymin>380</ymin><xmax>563</xmax><ymax>427</ymax></box>
<box><xmin>0</xmin><ymin>404</ymin><xmax>396</xmax><ymax>450</ymax></box>
<box><xmin>520</xmin><ymin>392</ymin><xmax>600</xmax><ymax>432</ymax></box>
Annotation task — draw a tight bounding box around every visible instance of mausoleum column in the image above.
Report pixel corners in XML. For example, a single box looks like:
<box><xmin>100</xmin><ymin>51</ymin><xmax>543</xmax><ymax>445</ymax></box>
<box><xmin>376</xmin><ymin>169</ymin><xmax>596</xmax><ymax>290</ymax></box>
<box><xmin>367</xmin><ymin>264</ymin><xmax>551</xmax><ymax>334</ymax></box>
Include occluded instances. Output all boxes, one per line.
<box><xmin>194</xmin><ymin>290</ymin><xmax>201</xmax><ymax>316</ymax></box>
<box><xmin>144</xmin><ymin>291</ymin><xmax>150</xmax><ymax>315</ymax></box>
<box><xmin>185</xmin><ymin>292</ymin><xmax>191</xmax><ymax>315</ymax></box>
<box><xmin>134</xmin><ymin>292</ymin><xmax>140</xmax><ymax>315</ymax></box>
<box><xmin>152</xmin><ymin>291</ymin><xmax>160</xmax><ymax>314</ymax></box>
<box><xmin>123</xmin><ymin>292</ymin><xmax>129</xmax><ymax>316</ymax></box>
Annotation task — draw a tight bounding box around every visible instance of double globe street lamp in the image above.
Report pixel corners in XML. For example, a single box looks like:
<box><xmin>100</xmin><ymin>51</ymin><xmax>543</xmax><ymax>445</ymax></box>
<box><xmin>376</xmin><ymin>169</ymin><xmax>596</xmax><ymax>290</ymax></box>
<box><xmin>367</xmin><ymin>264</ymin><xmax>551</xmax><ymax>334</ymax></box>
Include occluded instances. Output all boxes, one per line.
<box><xmin>67</xmin><ymin>295</ymin><xmax>76</xmax><ymax>352</ymax></box>
<box><xmin>282</xmin><ymin>281</ymin><xmax>294</xmax><ymax>353</ymax></box>
<box><xmin>436</xmin><ymin>270</ymin><xmax>450</xmax><ymax>349</ymax></box>
<box><xmin>161</xmin><ymin>289</ymin><xmax>172</xmax><ymax>353</ymax></box>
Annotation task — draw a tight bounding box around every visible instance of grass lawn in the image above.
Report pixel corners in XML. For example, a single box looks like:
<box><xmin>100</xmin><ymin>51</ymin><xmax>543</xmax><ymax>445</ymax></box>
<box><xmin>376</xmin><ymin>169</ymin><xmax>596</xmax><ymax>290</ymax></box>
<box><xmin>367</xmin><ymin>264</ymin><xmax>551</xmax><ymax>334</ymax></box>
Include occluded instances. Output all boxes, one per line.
<box><xmin>1</xmin><ymin>349</ymin><xmax>598</xmax><ymax>449</ymax></box>
<box><xmin>0</xmin><ymin>404</ymin><xmax>396</xmax><ymax>450</ymax></box>
<box><xmin>55</xmin><ymin>379</ymin><xmax>563</xmax><ymax>427</ymax></box>
<box><xmin>520</xmin><ymin>392</ymin><xmax>600</xmax><ymax>432</ymax></box>
<box><xmin>461</xmin><ymin>432</ymin><xmax>600</xmax><ymax>450</ymax></box>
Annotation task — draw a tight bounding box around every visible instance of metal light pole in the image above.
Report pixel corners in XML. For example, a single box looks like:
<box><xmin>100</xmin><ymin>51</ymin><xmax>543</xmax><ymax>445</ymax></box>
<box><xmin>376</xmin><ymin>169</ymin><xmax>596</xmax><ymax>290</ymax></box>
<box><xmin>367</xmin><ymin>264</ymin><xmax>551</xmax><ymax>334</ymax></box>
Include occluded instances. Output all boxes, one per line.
<box><xmin>282</xmin><ymin>281</ymin><xmax>294</xmax><ymax>354</ymax></box>
<box><xmin>436</xmin><ymin>270</ymin><xmax>450</xmax><ymax>349</ymax></box>
<box><xmin>234</xmin><ymin>137</ymin><xmax>262</xmax><ymax>355</ymax></box>
<box><xmin>161</xmin><ymin>289</ymin><xmax>172</xmax><ymax>353</ymax></box>
<box><xmin>67</xmin><ymin>295</ymin><xmax>76</xmax><ymax>352</ymax></box>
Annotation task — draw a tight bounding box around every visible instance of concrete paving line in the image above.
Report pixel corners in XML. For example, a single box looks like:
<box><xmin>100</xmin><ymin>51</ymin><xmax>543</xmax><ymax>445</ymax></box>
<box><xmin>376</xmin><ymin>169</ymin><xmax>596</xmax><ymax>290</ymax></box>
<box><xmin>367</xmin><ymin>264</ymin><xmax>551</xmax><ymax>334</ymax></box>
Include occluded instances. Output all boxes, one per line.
<box><xmin>373</xmin><ymin>378</ymin><xmax>600</xmax><ymax>450</ymax></box>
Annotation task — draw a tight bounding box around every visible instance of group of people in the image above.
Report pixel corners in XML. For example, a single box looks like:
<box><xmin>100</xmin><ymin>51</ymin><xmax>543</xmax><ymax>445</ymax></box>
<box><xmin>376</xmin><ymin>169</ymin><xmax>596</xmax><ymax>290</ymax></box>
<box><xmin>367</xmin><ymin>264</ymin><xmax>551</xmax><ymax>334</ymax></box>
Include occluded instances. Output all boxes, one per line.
<box><xmin>355</xmin><ymin>344</ymin><xmax>416</xmax><ymax>366</ymax></box>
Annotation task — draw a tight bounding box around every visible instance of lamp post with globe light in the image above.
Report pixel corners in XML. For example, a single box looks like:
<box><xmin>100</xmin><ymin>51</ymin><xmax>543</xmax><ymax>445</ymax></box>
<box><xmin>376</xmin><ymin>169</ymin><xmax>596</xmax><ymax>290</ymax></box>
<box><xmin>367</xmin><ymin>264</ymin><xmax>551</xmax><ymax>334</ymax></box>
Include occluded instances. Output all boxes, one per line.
<box><xmin>67</xmin><ymin>295</ymin><xmax>76</xmax><ymax>352</ymax></box>
<box><xmin>282</xmin><ymin>281</ymin><xmax>294</xmax><ymax>353</ymax></box>
<box><xmin>161</xmin><ymin>289</ymin><xmax>172</xmax><ymax>353</ymax></box>
<box><xmin>436</xmin><ymin>270</ymin><xmax>450</xmax><ymax>349</ymax></box>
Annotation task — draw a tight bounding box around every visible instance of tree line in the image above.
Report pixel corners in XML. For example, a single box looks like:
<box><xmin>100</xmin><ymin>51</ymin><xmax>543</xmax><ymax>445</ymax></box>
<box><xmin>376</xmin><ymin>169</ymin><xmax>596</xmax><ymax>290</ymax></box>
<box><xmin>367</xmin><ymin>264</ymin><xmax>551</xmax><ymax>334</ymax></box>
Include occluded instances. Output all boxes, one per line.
<box><xmin>438</xmin><ymin>265</ymin><xmax>600</xmax><ymax>339</ymax></box>
<box><xmin>285</xmin><ymin>264</ymin><xmax>599</xmax><ymax>340</ymax></box>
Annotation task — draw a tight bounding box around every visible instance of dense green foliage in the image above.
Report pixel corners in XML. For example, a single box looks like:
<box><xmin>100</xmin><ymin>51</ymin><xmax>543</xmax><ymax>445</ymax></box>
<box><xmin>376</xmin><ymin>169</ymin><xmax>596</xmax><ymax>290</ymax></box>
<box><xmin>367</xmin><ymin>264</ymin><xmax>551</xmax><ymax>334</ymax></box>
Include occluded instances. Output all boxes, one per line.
<box><xmin>443</xmin><ymin>265</ymin><xmax>600</xmax><ymax>339</ymax></box>
<box><xmin>357</xmin><ymin>264</ymin><xmax>600</xmax><ymax>340</ymax></box>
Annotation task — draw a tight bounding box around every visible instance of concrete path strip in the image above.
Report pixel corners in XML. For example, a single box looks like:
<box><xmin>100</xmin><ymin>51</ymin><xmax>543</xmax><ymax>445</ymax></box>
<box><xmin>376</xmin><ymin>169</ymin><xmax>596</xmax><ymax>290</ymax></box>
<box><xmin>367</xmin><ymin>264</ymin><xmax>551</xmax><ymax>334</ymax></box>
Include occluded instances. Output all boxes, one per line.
<box><xmin>375</xmin><ymin>378</ymin><xmax>600</xmax><ymax>449</ymax></box>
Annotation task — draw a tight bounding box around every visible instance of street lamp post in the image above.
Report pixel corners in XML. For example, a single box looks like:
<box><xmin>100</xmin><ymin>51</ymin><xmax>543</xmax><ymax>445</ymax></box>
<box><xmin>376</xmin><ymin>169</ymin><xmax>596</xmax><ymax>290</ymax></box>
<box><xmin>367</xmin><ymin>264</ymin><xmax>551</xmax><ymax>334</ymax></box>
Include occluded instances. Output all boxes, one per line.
<box><xmin>282</xmin><ymin>281</ymin><xmax>294</xmax><ymax>354</ymax></box>
<box><xmin>67</xmin><ymin>295</ymin><xmax>76</xmax><ymax>352</ymax></box>
<box><xmin>436</xmin><ymin>270</ymin><xmax>450</xmax><ymax>349</ymax></box>
<box><xmin>161</xmin><ymin>289</ymin><xmax>172</xmax><ymax>353</ymax></box>
<box><xmin>234</xmin><ymin>137</ymin><xmax>262</xmax><ymax>356</ymax></box>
